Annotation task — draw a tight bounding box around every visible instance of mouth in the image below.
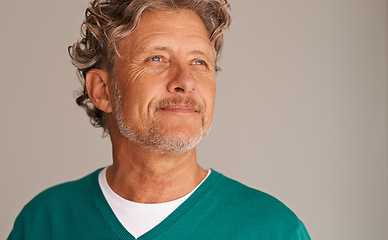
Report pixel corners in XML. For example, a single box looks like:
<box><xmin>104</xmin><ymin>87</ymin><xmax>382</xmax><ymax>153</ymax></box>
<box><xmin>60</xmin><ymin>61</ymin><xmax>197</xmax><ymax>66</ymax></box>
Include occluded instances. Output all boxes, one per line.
<box><xmin>156</xmin><ymin>98</ymin><xmax>203</xmax><ymax>114</ymax></box>
<box><xmin>160</xmin><ymin>105</ymin><xmax>200</xmax><ymax>113</ymax></box>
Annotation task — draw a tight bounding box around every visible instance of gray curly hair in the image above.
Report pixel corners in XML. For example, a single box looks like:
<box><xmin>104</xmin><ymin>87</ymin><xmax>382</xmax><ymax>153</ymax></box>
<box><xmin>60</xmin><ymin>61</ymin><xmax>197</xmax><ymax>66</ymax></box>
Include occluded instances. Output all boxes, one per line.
<box><xmin>68</xmin><ymin>0</ymin><xmax>231</xmax><ymax>134</ymax></box>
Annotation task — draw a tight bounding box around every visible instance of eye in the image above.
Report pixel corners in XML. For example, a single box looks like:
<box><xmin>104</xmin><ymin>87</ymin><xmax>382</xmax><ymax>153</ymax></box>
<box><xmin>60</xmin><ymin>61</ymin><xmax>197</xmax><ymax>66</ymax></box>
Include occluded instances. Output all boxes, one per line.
<box><xmin>149</xmin><ymin>56</ymin><xmax>162</xmax><ymax>62</ymax></box>
<box><xmin>192</xmin><ymin>59</ymin><xmax>206</xmax><ymax>65</ymax></box>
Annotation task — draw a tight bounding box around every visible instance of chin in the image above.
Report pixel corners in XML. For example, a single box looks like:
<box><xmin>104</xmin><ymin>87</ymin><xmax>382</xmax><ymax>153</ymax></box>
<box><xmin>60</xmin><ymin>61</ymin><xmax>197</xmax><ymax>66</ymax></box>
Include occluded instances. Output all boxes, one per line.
<box><xmin>148</xmin><ymin>128</ymin><xmax>205</xmax><ymax>155</ymax></box>
<box><xmin>114</xmin><ymin>104</ymin><xmax>209</xmax><ymax>154</ymax></box>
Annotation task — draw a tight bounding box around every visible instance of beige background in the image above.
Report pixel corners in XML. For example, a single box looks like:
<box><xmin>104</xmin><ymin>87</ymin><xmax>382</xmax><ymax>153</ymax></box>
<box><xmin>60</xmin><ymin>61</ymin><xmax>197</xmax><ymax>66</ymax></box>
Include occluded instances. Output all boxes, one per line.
<box><xmin>1</xmin><ymin>0</ymin><xmax>387</xmax><ymax>239</ymax></box>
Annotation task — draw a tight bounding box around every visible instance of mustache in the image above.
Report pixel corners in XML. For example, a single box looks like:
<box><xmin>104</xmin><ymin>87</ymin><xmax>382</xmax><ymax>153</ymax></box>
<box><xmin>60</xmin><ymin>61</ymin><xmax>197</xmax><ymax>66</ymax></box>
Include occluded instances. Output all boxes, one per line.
<box><xmin>155</xmin><ymin>97</ymin><xmax>204</xmax><ymax>112</ymax></box>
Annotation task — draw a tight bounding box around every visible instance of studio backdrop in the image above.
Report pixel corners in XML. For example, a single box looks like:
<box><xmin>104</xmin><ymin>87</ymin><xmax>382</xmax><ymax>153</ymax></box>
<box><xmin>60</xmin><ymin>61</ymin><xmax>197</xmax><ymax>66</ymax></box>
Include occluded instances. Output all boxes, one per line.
<box><xmin>1</xmin><ymin>0</ymin><xmax>387</xmax><ymax>239</ymax></box>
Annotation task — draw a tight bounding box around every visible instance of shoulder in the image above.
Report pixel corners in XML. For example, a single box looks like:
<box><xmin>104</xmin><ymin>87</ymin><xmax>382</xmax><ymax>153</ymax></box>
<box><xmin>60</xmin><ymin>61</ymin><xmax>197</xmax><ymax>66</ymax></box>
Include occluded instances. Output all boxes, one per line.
<box><xmin>9</xmin><ymin>169</ymin><xmax>102</xmax><ymax>236</ymax></box>
<box><xmin>208</xmin><ymin>170</ymin><xmax>309</xmax><ymax>239</ymax></box>
<box><xmin>212</xmin><ymin>170</ymin><xmax>296</xmax><ymax>214</ymax></box>
<box><xmin>7</xmin><ymin>168</ymin><xmax>122</xmax><ymax>239</ymax></box>
<box><xmin>24</xmin><ymin>169</ymin><xmax>101</xmax><ymax>210</ymax></box>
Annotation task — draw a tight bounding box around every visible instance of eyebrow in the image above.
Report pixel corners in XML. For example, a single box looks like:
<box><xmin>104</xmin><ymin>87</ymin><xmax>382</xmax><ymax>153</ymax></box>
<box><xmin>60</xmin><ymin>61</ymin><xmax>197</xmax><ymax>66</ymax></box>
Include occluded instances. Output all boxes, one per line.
<box><xmin>189</xmin><ymin>50</ymin><xmax>208</xmax><ymax>56</ymax></box>
<box><xmin>141</xmin><ymin>46</ymin><xmax>214</xmax><ymax>61</ymax></box>
<box><xmin>142</xmin><ymin>46</ymin><xmax>172</xmax><ymax>54</ymax></box>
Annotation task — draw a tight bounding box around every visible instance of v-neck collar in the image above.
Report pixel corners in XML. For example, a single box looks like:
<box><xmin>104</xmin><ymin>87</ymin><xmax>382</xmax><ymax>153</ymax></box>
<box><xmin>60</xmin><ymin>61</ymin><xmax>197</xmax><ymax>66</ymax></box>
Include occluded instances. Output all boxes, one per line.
<box><xmin>91</xmin><ymin>168</ymin><xmax>221</xmax><ymax>240</ymax></box>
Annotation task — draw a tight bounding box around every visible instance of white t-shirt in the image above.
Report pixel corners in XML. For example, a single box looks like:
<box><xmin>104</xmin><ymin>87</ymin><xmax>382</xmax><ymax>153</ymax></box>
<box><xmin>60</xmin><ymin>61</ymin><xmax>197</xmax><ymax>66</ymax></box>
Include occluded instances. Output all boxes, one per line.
<box><xmin>98</xmin><ymin>168</ymin><xmax>210</xmax><ymax>239</ymax></box>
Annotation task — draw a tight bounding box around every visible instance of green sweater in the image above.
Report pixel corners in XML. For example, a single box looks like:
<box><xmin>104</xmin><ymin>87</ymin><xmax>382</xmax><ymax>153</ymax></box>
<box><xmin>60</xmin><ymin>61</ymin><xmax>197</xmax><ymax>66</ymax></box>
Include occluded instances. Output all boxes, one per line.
<box><xmin>8</xmin><ymin>169</ymin><xmax>310</xmax><ymax>240</ymax></box>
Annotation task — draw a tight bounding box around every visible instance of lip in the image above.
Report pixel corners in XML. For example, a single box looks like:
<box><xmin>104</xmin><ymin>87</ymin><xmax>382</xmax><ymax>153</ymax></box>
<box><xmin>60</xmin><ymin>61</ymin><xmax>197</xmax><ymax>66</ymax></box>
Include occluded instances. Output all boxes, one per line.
<box><xmin>160</xmin><ymin>105</ymin><xmax>200</xmax><ymax>113</ymax></box>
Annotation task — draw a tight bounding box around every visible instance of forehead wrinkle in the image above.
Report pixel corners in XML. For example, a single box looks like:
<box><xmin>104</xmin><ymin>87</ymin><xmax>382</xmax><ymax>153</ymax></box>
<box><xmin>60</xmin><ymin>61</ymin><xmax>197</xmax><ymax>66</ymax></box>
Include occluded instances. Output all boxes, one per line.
<box><xmin>132</xmin><ymin>29</ymin><xmax>211</xmax><ymax>50</ymax></box>
<box><xmin>116</xmin><ymin>13</ymin><xmax>215</xmax><ymax>67</ymax></box>
<box><xmin>189</xmin><ymin>49</ymin><xmax>214</xmax><ymax>60</ymax></box>
<box><xmin>142</xmin><ymin>46</ymin><xmax>173</xmax><ymax>55</ymax></box>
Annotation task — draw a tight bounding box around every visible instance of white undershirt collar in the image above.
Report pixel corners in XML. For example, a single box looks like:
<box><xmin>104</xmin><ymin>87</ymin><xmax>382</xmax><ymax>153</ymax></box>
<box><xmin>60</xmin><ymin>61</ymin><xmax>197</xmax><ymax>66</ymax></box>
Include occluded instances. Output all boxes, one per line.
<box><xmin>98</xmin><ymin>167</ymin><xmax>211</xmax><ymax>239</ymax></box>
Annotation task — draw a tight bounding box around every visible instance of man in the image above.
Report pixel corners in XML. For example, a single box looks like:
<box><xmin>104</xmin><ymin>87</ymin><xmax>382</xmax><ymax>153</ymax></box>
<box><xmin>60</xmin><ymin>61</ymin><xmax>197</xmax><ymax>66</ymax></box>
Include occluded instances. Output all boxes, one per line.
<box><xmin>8</xmin><ymin>0</ymin><xmax>311</xmax><ymax>239</ymax></box>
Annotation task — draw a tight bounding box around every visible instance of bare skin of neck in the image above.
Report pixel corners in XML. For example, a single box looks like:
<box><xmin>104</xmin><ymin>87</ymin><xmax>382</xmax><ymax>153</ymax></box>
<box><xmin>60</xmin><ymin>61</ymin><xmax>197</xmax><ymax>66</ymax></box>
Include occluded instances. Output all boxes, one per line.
<box><xmin>106</xmin><ymin>130</ymin><xmax>207</xmax><ymax>204</ymax></box>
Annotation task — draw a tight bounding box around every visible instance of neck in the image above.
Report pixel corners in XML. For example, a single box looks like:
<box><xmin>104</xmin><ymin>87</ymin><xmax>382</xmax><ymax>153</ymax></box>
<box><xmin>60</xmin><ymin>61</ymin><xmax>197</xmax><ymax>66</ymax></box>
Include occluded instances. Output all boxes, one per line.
<box><xmin>106</xmin><ymin>137</ymin><xmax>207</xmax><ymax>203</ymax></box>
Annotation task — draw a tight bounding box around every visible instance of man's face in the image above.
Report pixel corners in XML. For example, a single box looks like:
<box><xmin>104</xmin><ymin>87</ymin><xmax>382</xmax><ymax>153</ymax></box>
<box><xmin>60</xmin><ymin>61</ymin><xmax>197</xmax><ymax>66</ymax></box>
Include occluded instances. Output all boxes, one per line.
<box><xmin>110</xmin><ymin>9</ymin><xmax>216</xmax><ymax>154</ymax></box>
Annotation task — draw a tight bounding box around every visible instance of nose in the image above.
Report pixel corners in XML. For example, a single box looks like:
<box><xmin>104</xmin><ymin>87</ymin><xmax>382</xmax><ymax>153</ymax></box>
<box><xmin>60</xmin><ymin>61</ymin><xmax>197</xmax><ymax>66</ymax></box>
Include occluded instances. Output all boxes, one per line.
<box><xmin>167</xmin><ymin>64</ymin><xmax>196</xmax><ymax>94</ymax></box>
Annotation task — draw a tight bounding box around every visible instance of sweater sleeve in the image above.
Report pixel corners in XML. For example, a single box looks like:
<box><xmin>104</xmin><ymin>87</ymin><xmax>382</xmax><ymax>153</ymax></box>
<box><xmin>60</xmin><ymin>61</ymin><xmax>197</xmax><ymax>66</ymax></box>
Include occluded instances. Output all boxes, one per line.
<box><xmin>292</xmin><ymin>221</ymin><xmax>311</xmax><ymax>240</ymax></box>
<box><xmin>7</xmin><ymin>209</ymin><xmax>28</xmax><ymax>240</ymax></box>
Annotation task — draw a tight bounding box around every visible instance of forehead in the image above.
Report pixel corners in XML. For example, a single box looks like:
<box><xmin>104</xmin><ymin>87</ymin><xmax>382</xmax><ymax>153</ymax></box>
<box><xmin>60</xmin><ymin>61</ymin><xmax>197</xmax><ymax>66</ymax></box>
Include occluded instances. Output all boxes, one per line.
<box><xmin>118</xmin><ymin>9</ymin><xmax>213</xmax><ymax>57</ymax></box>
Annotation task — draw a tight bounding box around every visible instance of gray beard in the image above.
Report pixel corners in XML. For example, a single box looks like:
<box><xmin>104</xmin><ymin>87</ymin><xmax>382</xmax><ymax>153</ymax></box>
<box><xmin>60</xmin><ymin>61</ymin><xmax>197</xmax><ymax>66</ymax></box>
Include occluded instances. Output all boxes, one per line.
<box><xmin>112</xmin><ymin>83</ymin><xmax>206</xmax><ymax>155</ymax></box>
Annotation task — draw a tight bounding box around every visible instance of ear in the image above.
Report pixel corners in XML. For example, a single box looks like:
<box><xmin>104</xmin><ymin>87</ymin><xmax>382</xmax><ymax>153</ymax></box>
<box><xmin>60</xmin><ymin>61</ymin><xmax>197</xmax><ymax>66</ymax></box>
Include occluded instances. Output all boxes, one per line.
<box><xmin>85</xmin><ymin>69</ymin><xmax>113</xmax><ymax>113</ymax></box>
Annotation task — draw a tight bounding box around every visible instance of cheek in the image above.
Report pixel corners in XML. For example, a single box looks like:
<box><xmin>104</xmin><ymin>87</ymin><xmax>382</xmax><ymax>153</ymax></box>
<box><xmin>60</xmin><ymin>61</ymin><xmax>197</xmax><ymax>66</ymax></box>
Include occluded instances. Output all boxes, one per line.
<box><xmin>196</xmin><ymin>74</ymin><xmax>216</xmax><ymax>117</ymax></box>
<box><xmin>197</xmin><ymin>72</ymin><xmax>216</xmax><ymax>100</ymax></box>
<box><xmin>124</xmin><ymin>64</ymin><xmax>148</xmax><ymax>87</ymax></box>
<box><xmin>114</xmin><ymin>66</ymin><xmax>151</xmax><ymax>119</ymax></box>
<box><xmin>205</xmin><ymin>80</ymin><xmax>216</xmax><ymax>114</ymax></box>
<box><xmin>124</xmin><ymin>70</ymin><xmax>169</xmax><ymax>120</ymax></box>
<box><xmin>193</xmin><ymin>69</ymin><xmax>215</xmax><ymax>85</ymax></box>
<box><xmin>119</xmin><ymin>63</ymin><xmax>159</xmax><ymax>101</ymax></box>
